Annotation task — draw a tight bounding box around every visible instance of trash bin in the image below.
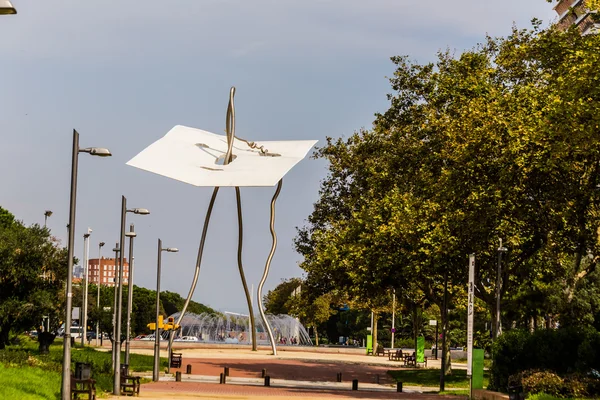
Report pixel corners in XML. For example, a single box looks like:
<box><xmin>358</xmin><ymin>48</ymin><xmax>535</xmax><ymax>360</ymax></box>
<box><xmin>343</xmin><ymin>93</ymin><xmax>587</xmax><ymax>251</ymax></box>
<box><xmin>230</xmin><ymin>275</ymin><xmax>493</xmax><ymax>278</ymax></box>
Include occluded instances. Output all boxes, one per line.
<box><xmin>120</xmin><ymin>363</ymin><xmax>129</xmax><ymax>377</ymax></box>
<box><xmin>75</xmin><ymin>362</ymin><xmax>91</xmax><ymax>380</ymax></box>
<box><xmin>508</xmin><ymin>385</ymin><xmax>524</xmax><ymax>400</ymax></box>
<box><xmin>70</xmin><ymin>336</ymin><xmax>75</xmax><ymax>347</ymax></box>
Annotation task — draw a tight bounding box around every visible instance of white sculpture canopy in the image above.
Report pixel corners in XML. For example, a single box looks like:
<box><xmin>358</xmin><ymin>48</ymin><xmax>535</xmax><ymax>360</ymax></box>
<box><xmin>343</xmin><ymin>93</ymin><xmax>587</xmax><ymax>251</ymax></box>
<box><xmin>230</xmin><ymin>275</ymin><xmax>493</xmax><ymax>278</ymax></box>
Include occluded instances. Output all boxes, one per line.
<box><xmin>127</xmin><ymin>125</ymin><xmax>317</xmax><ymax>187</ymax></box>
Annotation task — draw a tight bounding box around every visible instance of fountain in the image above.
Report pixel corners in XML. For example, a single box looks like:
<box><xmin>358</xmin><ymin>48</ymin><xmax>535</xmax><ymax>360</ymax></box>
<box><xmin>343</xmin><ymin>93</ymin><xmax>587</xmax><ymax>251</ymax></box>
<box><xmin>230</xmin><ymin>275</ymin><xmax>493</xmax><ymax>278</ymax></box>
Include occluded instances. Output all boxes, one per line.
<box><xmin>169</xmin><ymin>312</ymin><xmax>313</xmax><ymax>346</ymax></box>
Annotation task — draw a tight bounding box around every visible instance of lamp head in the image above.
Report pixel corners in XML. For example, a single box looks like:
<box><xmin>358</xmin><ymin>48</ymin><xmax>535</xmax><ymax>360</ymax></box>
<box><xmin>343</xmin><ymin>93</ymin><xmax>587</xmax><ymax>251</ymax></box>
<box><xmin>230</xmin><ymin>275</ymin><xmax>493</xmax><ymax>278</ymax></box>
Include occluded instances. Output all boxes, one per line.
<box><xmin>99</xmin><ymin>242</ymin><xmax>105</xmax><ymax>248</ymax></box>
<box><xmin>165</xmin><ymin>248</ymin><xmax>179</xmax><ymax>253</ymax></box>
<box><xmin>125</xmin><ymin>231</ymin><xmax>137</xmax><ymax>238</ymax></box>
<box><xmin>80</xmin><ymin>147</ymin><xmax>112</xmax><ymax>157</ymax></box>
<box><xmin>44</xmin><ymin>210</ymin><xmax>53</xmax><ymax>217</ymax></box>
<box><xmin>0</xmin><ymin>1</ymin><xmax>16</xmax><ymax>14</ymax></box>
<box><xmin>129</xmin><ymin>208</ymin><xmax>150</xmax><ymax>215</ymax></box>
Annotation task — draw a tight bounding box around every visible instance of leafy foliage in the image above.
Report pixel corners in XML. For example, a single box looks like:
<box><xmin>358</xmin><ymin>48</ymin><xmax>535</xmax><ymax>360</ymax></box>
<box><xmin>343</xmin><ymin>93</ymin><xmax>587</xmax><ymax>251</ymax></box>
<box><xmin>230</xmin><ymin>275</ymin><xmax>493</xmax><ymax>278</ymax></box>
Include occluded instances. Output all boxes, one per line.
<box><xmin>0</xmin><ymin>207</ymin><xmax>69</xmax><ymax>349</ymax></box>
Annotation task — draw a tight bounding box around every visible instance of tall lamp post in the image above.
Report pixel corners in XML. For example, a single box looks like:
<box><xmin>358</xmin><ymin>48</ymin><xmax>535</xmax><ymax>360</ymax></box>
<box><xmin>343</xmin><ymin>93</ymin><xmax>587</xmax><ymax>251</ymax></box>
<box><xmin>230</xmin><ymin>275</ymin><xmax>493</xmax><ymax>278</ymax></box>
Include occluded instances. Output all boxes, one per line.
<box><xmin>60</xmin><ymin>129</ymin><xmax>111</xmax><ymax>400</ymax></box>
<box><xmin>153</xmin><ymin>239</ymin><xmax>178</xmax><ymax>382</ymax></box>
<box><xmin>113</xmin><ymin>199</ymin><xmax>149</xmax><ymax>395</ymax></box>
<box><xmin>111</xmin><ymin>242</ymin><xmax>120</xmax><ymax>372</ymax></box>
<box><xmin>124</xmin><ymin>224</ymin><xmax>136</xmax><ymax>365</ymax></box>
<box><xmin>96</xmin><ymin>241</ymin><xmax>105</xmax><ymax>346</ymax></box>
<box><xmin>81</xmin><ymin>228</ymin><xmax>92</xmax><ymax>346</ymax></box>
<box><xmin>0</xmin><ymin>0</ymin><xmax>17</xmax><ymax>14</ymax></box>
<box><xmin>495</xmin><ymin>239</ymin><xmax>508</xmax><ymax>340</ymax></box>
<box><xmin>44</xmin><ymin>210</ymin><xmax>53</xmax><ymax>228</ymax></box>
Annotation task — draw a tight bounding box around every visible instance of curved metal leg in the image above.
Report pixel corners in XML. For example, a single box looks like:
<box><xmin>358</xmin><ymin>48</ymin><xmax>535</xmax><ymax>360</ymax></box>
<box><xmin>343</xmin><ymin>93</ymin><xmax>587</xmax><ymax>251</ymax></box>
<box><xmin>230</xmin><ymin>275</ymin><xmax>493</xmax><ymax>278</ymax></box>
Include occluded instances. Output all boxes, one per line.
<box><xmin>235</xmin><ymin>187</ymin><xmax>257</xmax><ymax>351</ymax></box>
<box><xmin>257</xmin><ymin>179</ymin><xmax>283</xmax><ymax>355</ymax></box>
<box><xmin>170</xmin><ymin>187</ymin><xmax>220</xmax><ymax>352</ymax></box>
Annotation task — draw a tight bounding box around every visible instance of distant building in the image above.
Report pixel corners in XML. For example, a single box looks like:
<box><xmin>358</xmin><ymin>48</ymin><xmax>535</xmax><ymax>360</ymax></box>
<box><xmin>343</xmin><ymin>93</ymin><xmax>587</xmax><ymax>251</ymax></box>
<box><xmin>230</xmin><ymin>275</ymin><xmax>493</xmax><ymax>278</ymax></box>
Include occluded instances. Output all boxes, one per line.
<box><xmin>554</xmin><ymin>0</ymin><xmax>600</xmax><ymax>35</ymax></box>
<box><xmin>73</xmin><ymin>265</ymin><xmax>84</xmax><ymax>279</ymax></box>
<box><xmin>86</xmin><ymin>257</ymin><xmax>130</xmax><ymax>287</ymax></box>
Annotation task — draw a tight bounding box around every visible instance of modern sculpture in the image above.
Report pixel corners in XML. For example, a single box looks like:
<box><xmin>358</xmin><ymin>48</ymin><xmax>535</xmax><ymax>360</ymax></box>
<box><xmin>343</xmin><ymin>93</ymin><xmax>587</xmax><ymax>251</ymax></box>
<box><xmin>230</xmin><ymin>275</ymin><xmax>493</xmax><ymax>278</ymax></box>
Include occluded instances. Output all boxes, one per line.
<box><xmin>127</xmin><ymin>87</ymin><xmax>316</xmax><ymax>355</ymax></box>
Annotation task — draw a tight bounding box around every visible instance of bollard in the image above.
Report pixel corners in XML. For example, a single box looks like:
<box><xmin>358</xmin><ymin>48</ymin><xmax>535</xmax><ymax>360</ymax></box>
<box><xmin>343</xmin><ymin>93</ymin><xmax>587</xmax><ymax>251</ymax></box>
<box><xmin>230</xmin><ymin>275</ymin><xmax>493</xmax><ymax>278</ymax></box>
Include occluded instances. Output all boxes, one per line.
<box><xmin>262</xmin><ymin>368</ymin><xmax>267</xmax><ymax>378</ymax></box>
<box><xmin>264</xmin><ymin>375</ymin><xmax>271</xmax><ymax>387</ymax></box>
<box><xmin>186</xmin><ymin>364</ymin><xmax>192</xmax><ymax>374</ymax></box>
<box><xmin>175</xmin><ymin>371</ymin><xmax>182</xmax><ymax>382</ymax></box>
<box><xmin>224</xmin><ymin>367</ymin><xmax>229</xmax><ymax>377</ymax></box>
<box><xmin>336</xmin><ymin>372</ymin><xmax>342</xmax><ymax>382</ymax></box>
<box><xmin>219</xmin><ymin>372</ymin><xmax>225</xmax><ymax>384</ymax></box>
<box><xmin>376</xmin><ymin>374</ymin><xmax>380</xmax><ymax>384</ymax></box>
<box><xmin>352</xmin><ymin>379</ymin><xmax>358</xmax><ymax>391</ymax></box>
<box><xmin>397</xmin><ymin>382</ymin><xmax>403</xmax><ymax>392</ymax></box>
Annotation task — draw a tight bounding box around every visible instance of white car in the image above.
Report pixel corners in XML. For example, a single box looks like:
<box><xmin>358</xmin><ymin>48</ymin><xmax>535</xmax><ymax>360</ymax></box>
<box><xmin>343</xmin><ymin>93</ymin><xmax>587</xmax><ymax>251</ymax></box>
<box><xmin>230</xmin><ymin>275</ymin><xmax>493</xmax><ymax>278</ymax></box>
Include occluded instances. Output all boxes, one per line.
<box><xmin>174</xmin><ymin>336</ymin><xmax>199</xmax><ymax>342</ymax></box>
<box><xmin>141</xmin><ymin>334</ymin><xmax>155</xmax><ymax>341</ymax></box>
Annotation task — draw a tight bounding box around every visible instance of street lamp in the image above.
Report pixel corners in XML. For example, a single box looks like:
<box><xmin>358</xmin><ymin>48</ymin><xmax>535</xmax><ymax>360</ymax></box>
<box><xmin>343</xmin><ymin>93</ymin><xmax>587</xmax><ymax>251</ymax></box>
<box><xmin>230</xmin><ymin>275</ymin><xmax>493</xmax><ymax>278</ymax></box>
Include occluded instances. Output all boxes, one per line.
<box><xmin>81</xmin><ymin>228</ymin><xmax>92</xmax><ymax>346</ymax></box>
<box><xmin>61</xmin><ymin>129</ymin><xmax>111</xmax><ymax>400</ymax></box>
<box><xmin>0</xmin><ymin>0</ymin><xmax>16</xmax><ymax>14</ymax></box>
<box><xmin>495</xmin><ymin>239</ymin><xmax>508</xmax><ymax>340</ymax></box>
<box><xmin>153</xmin><ymin>239</ymin><xmax>178</xmax><ymax>382</ymax></box>
<box><xmin>96</xmin><ymin>241</ymin><xmax>105</xmax><ymax>346</ymax></box>
<box><xmin>113</xmin><ymin>199</ymin><xmax>149</xmax><ymax>395</ymax></box>
<box><xmin>44</xmin><ymin>210</ymin><xmax>53</xmax><ymax>228</ymax></box>
<box><xmin>124</xmin><ymin>225</ymin><xmax>136</xmax><ymax>365</ymax></box>
<box><xmin>111</xmin><ymin>243</ymin><xmax>120</xmax><ymax>372</ymax></box>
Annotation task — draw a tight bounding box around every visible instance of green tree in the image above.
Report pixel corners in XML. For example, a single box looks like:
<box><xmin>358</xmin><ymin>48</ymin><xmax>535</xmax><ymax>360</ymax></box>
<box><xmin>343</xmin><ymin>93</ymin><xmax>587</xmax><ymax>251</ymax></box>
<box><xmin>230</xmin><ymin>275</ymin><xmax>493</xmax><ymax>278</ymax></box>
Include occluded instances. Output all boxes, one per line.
<box><xmin>264</xmin><ymin>278</ymin><xmax>302</xmax><ymax>315</ymax></box>
<box><xmin>0</xmin><ymin>207</ymin><xmax>69</xmax><ymax>349</ymax></box>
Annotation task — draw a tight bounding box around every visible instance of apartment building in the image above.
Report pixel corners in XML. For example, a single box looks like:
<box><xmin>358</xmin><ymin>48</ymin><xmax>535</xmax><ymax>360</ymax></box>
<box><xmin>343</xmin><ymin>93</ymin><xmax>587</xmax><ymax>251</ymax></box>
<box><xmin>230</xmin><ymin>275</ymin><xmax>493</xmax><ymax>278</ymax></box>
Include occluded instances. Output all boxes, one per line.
<box><xmin>87</xmin><ymin>257</ymin><xmax>130</xmax><ymax>287</ymax></box>
<box><xmin>554</xmin><ymin>0</ymin><xmax>600</xmax><ymax>34</ymax></box>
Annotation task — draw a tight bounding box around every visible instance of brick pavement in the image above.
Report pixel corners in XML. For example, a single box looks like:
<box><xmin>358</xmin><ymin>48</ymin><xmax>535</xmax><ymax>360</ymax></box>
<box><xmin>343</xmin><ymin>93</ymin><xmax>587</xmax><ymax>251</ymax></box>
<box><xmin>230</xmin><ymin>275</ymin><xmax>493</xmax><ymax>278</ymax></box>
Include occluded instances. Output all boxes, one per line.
<box><xmin>142</xmin><ymin>382</ymin><xmax>466</xmax><ymax>399</ymax></box>
<box><xmin>170</xmin><ymin>357</ymin><xmax>396</xmax><ymax>384</ymax></box>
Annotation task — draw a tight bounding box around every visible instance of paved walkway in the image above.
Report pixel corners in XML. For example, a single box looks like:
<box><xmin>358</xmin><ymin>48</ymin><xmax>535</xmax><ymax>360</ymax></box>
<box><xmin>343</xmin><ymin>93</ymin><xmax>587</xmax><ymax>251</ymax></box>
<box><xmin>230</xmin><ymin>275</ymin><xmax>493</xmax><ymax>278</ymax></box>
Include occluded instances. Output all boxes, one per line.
<box><xmin>103</xmin><ymin>346</ymin><xmax>466</xmax><ymax>399</ymax></box>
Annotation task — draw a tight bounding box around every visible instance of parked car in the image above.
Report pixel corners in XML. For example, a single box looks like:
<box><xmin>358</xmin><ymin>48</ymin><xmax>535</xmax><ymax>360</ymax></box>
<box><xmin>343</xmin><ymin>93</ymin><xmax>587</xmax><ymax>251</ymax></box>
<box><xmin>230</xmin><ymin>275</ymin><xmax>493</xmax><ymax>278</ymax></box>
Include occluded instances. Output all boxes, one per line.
<box><xmin>133</xmin><ymin>335</ymin><xmax>146</xmax><ymax>341</ymax></box>
<box><xmin>141</xmin><ymin>334</ymin><xmax>154</xmax><ymax>341</ymax></box>
<box><xmin>174</xmin><ymin>336</ymin><xmax>199</xmax><ymax>342</ymax></box>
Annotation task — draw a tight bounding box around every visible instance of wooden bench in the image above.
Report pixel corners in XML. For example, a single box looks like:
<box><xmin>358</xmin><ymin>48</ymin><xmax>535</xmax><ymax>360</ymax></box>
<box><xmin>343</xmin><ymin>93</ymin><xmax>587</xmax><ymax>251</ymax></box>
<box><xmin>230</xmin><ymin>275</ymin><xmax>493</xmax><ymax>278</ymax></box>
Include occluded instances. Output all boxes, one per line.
<box><xmin>71</xmin><ymin>377</ymin><xmax>96</xmax><ymax>400</ymax></box>
<box><xmin>389</xmin><ymin>349</ymin><xmax>403</xmax><ymax>361</ymax></box>
<box><xmin>404</xmin><ymin>353</ymin><xmax>416</xmax><ymax>367</ymax></box>
<box><xmin>170</xmin><ymin>352</ymin><xmax>183</xmax><ymax>368</ymax></box>
<box><xmin>375</xmin><ymin>346</ymin><xmax>388</xmax><ymax>356</ymax></box>
<box><xmin>120</xmin><ymin>364</ymin><xmax>141</xmax><ymax>396</ymax></box>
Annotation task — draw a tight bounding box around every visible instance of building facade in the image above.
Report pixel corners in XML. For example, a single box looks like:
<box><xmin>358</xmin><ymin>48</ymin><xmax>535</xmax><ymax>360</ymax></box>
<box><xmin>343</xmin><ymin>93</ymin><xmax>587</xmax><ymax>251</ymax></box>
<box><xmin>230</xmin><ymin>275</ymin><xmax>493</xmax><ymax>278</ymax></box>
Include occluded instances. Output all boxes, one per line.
<box><xmin>554</xmin><ymin>0</ymin><xmax>600</xmax><ymax>35</ymax></box>
<box><xmin>87</xmin><ymin>257</ymin><xmax>130</xmax><ymax>287</ymax></box>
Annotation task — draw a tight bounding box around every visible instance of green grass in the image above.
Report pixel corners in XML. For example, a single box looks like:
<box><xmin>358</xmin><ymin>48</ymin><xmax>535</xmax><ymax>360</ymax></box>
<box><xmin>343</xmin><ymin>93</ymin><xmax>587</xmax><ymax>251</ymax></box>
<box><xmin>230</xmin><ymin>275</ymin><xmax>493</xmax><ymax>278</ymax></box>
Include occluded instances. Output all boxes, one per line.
<box><xmin>0</xmin><ymin>363</ymin><xmax>61</xmax><ymax>400</ymax></box>
<box><xmin>387</xmin><ymin>368</ymin><xmax>489</xmax><ymax>389</ymax></box>
<box><xmin>0</xmin><ymin>335</ymin><xmax>167</xmax><ymax>398</ymax></box>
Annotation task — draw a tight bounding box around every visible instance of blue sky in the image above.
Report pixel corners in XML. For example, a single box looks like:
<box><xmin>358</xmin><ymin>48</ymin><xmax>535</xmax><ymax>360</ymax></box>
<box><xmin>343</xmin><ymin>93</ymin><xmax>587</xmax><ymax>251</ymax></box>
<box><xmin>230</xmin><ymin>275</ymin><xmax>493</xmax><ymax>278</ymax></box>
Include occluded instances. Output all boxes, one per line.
<box><xmin>0</xmin><ymin>1</ymin><xmax>557</xmax><ymax>313</ymax></box>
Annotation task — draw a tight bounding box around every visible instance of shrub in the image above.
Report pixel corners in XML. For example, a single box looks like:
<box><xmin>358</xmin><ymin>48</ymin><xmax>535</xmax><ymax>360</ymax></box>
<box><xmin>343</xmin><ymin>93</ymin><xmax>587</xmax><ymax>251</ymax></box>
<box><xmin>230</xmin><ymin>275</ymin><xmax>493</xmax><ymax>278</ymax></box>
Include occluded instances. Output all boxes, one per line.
<box><xmin>490</xmin><ymin>328</ymin><xmax>600</xmax><ymax>391</ymax></box>
<box><xmin>0</xmin><ymin>349</ymin><xmax>29</xmax><ymax>365</ymax></box>
<box><xmin>521</xmin><ymin>371</ymin><xmax>564</xmax><ymax>397</ymax></box>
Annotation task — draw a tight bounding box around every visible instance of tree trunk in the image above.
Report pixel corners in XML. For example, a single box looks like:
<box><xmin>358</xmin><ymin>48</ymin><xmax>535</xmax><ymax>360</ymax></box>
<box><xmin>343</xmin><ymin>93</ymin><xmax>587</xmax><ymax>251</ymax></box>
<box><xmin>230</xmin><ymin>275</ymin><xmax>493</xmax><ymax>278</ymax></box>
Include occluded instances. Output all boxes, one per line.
<box><xmin>314</xmin><ymin>326</ymin><xmax>319</xmax><ymax>346</ymax></box>
<box><xmin>372</xmin><ymin>312</ymin><xmax>379</xmax><ymax>355</ymax></box>
<box><xmin>38</xmin><ymin>332</ymin><xmax>56</xmax><ymax>354</ymax></box>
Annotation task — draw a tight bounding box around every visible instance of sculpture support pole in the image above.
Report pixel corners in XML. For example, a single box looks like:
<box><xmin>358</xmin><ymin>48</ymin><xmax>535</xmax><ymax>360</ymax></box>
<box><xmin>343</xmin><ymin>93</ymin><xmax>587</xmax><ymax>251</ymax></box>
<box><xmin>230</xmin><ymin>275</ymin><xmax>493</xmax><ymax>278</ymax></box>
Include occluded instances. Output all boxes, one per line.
<box><xmin>170</xmin><ymin>187</ymin><xmax>220</xmax><ymax>351</ymax></box>
<box><xmin>235</xmin><ymin>187</ymin><xmax>257</xmax><ymax>350</ymax></box>
<box><xmin>258</xmin><ymin>179</ymin><xmax>283</xmax><ymax>355</ymax></box>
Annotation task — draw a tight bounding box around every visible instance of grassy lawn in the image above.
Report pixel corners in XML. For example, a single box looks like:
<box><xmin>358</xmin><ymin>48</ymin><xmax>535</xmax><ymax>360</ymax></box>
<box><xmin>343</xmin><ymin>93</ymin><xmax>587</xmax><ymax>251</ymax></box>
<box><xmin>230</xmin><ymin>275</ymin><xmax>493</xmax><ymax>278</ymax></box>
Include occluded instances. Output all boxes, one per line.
<box><xmin>387</xmin><ymin>368</ymin><xmax>489</xmax><ymax>389</ymax></box>
<box><xmin>0</xmin><ymin>364</ymin><xmax>61</xmax><ymax>400</ymax></box>
<box><xmin>0</xmin><ymin>336</ymin><xmax>166</xmax><ymax>398</ymax></box>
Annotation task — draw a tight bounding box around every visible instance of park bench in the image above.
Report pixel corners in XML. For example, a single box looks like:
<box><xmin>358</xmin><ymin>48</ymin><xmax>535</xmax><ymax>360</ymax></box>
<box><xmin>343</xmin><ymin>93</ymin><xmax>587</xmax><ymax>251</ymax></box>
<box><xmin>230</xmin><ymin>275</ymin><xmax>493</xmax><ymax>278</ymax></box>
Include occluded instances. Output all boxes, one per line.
<box><xmin>375</xmin><ymin>346</ymin><xmax>388</xmax><ymax>356</ymax></box>
<box><xmin>170</xmin><ymin>351</ymin><xmax>183</xmax><ymax>368</ymax></box>
<box><xmin>404</xmin><ymin>352</ymin><xmax>416</xmax><ymax>367</ymax></box>
<box><xmin>71</xmin><ymin>376</ymin><xmax>96</xmax><ymax>400</ymax></box>
<box><xmin>120</xmin><ymin>364</ymin><xmax>141</xmax><ymax>396</ymax></box>
<box><xmin>389</xmin><ymin>349</ymin><xmax>403</xmax><ymax>361</ymax></box>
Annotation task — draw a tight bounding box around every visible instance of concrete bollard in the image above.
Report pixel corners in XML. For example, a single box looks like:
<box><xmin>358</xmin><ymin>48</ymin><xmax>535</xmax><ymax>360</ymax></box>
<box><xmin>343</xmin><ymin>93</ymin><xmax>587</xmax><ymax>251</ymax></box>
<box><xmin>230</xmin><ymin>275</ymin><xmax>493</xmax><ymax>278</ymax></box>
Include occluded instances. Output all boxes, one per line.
<box><xmin>352</xmin><ymin>379</ymin><xmax>358</xmax><ymax>391</ymax></box>
<box><xmin>224</xmin><ymin>367</ymin><xmax>229</xmax><ymax>377</ymax></box>
<box><xmin>397</xmin><ymin>382</ymin><xmax>403</xmax><ymax>392</ymax></box>
<box><xmin>262</xmin><ymin>368</ymin><xmax>267</xmax><ymax>378</ymax></box>
<box><xmin>186</xmin><ymin>364</ymin><xmax>192</xmax><ymax>374</ymax></box>
<box><xmin>175</xmin><ymin>371</ymin><xmax>181</xmax><ymax>382</ymax></box>
<box><xmin>264</xmin><ymin>375</ymin><xmax>271</xmax><ymax>387</ymax></box>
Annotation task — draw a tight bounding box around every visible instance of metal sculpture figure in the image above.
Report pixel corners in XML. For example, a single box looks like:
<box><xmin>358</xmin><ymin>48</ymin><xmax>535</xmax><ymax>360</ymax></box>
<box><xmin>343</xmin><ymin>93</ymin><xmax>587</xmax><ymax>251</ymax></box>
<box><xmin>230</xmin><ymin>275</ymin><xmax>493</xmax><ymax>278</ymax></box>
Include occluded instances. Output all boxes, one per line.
<box><xmin>127</xmin><ymin>87</ymin><xmax>316</xmax><ymax>356</ymax></box>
